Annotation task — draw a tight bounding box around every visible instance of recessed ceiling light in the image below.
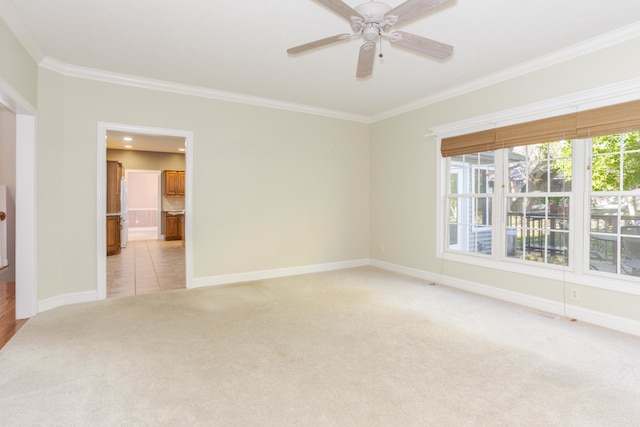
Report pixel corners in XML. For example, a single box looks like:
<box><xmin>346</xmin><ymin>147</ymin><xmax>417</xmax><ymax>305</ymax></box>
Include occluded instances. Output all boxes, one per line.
<box><xmin>123</xmin><ymin>137</ymin><xmax>133</xmax><ymax>141</ymax></box>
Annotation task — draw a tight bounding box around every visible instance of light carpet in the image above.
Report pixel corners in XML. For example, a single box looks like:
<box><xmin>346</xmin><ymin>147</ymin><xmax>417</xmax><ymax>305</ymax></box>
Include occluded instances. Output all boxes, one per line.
<box><xmin>1</xmin><ymin>267</ymin><xmax>640</xmax><ymax>426</ymax></box>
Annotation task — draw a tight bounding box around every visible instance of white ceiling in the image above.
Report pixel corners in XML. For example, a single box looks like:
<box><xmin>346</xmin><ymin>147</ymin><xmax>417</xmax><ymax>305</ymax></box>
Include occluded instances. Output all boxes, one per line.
<box><xmin>3</xmin><ymin>0</ymin><xmax>640</xmax><ymax>122</ymax></box>
<box><xmin>106</xmin><ymin>130</ymin><xmax>186</xmax><ymax>154</ymax></box>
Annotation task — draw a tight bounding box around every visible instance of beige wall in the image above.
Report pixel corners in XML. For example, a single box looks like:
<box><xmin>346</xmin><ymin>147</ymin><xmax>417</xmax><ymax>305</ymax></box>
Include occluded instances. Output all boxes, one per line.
<box><xmin>107</xmin><ymin>149</ymin><xmax>185</xmax><ymax>171</ymax></box>
<box><xmin>34</xmin><ymin>74</ymin><xmax>370</xmax><ymax>298</ymax></box>
<box><xmin>2</xmin><ymin>14</ymin><xmax>640</xmax><ymax>326</ymax></box>
<box><xmin>0</xmin><ymin>17</ymin><xmax>38</xmax><ymax>108</ymax></box>
<box><xmin>369</xmin><ymin>35</ymin><xmax>640</xmax><ymax>322</ymax></box>
<box><xmin>0</xmin><ymin>106</ymin><xmax>16</xmax><ymax>281</ymax></box>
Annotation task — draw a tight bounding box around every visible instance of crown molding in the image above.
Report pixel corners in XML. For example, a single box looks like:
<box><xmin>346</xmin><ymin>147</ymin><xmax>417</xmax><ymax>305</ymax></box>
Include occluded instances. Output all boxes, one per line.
<box><xmin>0</xmin><ymin>0</ymin><xmax>45</xmax><ymax>63</ymax></box>
<box><xmin>370</xmin><ymin>21</ymin><xmax>640</xmax><ymax>123</ymax></box>
<box><xmin>39</xmin><ymin>58</ymin><xmax>371</xmax><ymax>124</ymax></box>
<box><xmin>6</xmin><ymin>0</ymin><xmax>640</xmax><ymax>125</ymax></box>
<box><xmin>427</xmin><ymin>77</ymin><xmax>640</xmax><ymax>139</ymax></box>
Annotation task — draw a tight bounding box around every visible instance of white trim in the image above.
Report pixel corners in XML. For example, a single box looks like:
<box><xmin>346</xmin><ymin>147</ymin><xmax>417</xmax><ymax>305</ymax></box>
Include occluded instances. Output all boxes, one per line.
<box><xmin>40</xmin><ymin>58</ymin><xmax>370</xmax><ymax>124</ymax></box>
<box><xmin>27</xmin><ymin>22</ymin><xmax>640</xmax><ymax>125</ymax></box>
<box><xmin>370</xmin><ymin>259</ymin><xmax>640</xmax><ymax>337</ymax></box>
<box><xmin>428</xmin><ymin>77</ymin><xmax>640</xmax><ymax>139</ymax></box>
<box><xmin>3</xmin><ymin>0</ymin><xmax>640</xmax><ymax>124</ymax></box>
<box><xmin>431</xmin><ymin>79</ymin><xmax>640</xmax><ymax>298</ymax></box>
<box><xmin>1</xmin><ymin>77</ymin><xmax>38</xmax><ymax>319</ymax></box>
<box><xmin>14</xmin><ymin>114</ymin><xmax>37</xmax><ymax>318</ymax></box>
<box><xmin>97</xmin><ymin>122</ymin><xmax>195</xmax><ymax>298</ymax></box>
<box><xmin>38</xmin><ymin>291</ymin><xmax>97</xmax><ymax>313</ymax></box>
<box><xmin>374</xmin><ymin>22</ymin><xmax>640</xmax><ymax>123</ymax></box>
<box><xmin>31</xmin><ymin>255</ymin><xmax>640</xmax><ymax>337</ymax></box>
<box><xmin>192</xmin><ymin>259</ymin><xmax>370</xmax><ymax>289</ymax></box>
<box><xmin>0</xmin><ymin>78</ymin><xmax>36</xmax><ymax>115</ymax></box>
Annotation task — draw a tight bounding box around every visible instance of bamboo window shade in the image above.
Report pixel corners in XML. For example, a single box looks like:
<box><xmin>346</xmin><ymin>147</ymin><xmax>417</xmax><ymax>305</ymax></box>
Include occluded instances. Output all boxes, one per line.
<box><xmin>440</xmin><ymin>99</ymin><xmax>640</xmax><ymax>157</ymax></box>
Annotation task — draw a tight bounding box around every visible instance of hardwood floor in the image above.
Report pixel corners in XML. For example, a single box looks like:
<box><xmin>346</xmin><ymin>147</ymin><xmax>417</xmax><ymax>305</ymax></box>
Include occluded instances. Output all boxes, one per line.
<box><xmin>0</xmin><ymin>282</ymin><xmax>27</xmax><ymax>350</ymax></box>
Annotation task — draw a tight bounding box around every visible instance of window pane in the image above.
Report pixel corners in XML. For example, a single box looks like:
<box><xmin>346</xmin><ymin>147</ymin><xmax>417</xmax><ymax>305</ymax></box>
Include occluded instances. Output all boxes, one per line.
<box><xmin>450</xmin><ymin>172</ymin><xmax>459</xmax><ymax>195</ymax></box>
<box><xmin>475</xmin><ymin>197</ymin><xmax>492</xmax><ymax>226</ymax></box>
<box><xmin>589</xmin><ymin>134</ymin><xmax>640</xmax><ymax>277</ymax></box>
<box><xmin>590</xmin><ymin>196</ymin><xmax>619</xmax><ymax>233</ymax></box>
<box><xmin>447</xmin><ymin>152</ymin><xmax>494</xmax><ymax>256</ymax></box>
<box><xmin>621</xmin><ymin>234</ymin><xmax>640</xmax><ymax>277</ymax></box>
<box><xmin>505</xmin><ymin>141</ymin><xmax>571</xmax><ymax>265</ymax></box>
<box><xmin>447</xmin><ymin>196</ymin><xmax>492</xmax><ymax>255</ymax></box>
<box><xmin>590</xmin><ymin>235</ymin><xmax>619</xmax><ymax>274</ymax></box>
<box><xmin>508</xmin><ymin>155</ymin><xmax>525</xmax><ymax>192</ymax></box>
<box><xmin>622</xmin><ymin>134</ymin><xmax>640</xmax><ymax>191</ymax></box>
<box><xmin>526</xmin><ymin>161</ymin><xmax>548</xmax><ymax>192</ymax></box>
<box><xmin>592</xmin><ymin>153</ymin><xmax>620</xmax><ymax>191</ymax></box>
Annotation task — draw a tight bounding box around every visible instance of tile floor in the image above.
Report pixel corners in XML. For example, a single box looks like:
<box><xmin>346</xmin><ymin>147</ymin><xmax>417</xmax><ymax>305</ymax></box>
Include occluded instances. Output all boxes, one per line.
<box><xmin>106</xmin><ymin>230</ymin><xmax>185</xmax><ymax>298</ymax></box>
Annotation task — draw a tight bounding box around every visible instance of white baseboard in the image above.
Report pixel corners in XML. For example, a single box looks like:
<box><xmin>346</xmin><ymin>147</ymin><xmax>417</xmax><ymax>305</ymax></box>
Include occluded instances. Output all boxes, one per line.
<box><xmin>370</xmin><ymin>259</ymin><xmax>640</xmax><ymax>337</ymax></box>
<box><xmin>34</xmin><ymin>257</ymin><xmax>640</xmax><ymax>337</ymax></box>
<box><xmin>38</xmin><ymin>290</ymin><xmax>98</xmax><ymax>313</ymax></box>
<box><xmin>191</xmin><ymin>258</ymin><xmax>370</xmax><ymax>289</ymax></box>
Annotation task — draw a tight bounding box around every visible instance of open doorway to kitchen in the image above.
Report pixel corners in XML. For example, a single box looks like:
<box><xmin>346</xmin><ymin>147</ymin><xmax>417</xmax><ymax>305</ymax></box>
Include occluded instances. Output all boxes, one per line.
<box><xmin>124</xmin><ymin>169</ymin><xmax>162</xmax><ymax>242</ymax></box>
<box><xmin>97</xmin><ymin>123</ymin><xmax>193</xmax><ymax>300</ymax></box>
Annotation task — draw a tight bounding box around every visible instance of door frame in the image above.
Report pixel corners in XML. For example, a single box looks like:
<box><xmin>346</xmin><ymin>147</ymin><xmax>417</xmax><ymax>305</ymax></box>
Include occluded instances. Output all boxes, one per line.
<box><xmin>97</xmin><ymin>122</ymin><xmax>194</xmax><ymax>299</ymax></box>
<box><xmin>0</xmin><ymin>84</ymin><xmax>38</xmax><ymax>319</ymax></box>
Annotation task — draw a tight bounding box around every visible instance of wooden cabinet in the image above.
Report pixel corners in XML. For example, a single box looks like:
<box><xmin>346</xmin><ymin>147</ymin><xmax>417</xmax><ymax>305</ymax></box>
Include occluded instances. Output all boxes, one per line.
<box><xmin>164</xmin><ymin>212</ymin><xmax>182</xmax><ymax>241</ymax></box>
<box><xmin>181</xmin><ymin>215</ymin><xmax>185</xmax><ymax>247</ymax></box>
<box><xmin>106</xmin><ymin>161</ymin><xmax>123</xmax><ymax>214</ymax></box>
<box><xmin>106</xmin><ymin>215</ymin><xmax>121</xmax><ymax>255</ymax></box>
<box><xmin>164</xmin><ymin>170</ymin><xmax>185</xmax><ymax>195</ymax></box>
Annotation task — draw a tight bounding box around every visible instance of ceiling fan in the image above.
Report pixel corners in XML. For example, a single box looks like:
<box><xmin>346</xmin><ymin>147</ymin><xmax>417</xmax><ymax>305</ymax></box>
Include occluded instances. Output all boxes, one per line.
<box><xmin>287</xmin><ymin>0</ymin><xmax>453</xmax><ymax>78</ymax></box>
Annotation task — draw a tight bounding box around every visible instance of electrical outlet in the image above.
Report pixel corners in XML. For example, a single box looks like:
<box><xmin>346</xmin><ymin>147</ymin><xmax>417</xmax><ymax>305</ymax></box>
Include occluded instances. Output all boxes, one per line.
<box><xmin>272</xmin><ymin>249</ymin><xmax>277</xmax><ymax>257</ymax></box>
<box><xmin>570</xmin><ymin>288</ymin><xmax>580</xmax><ymax>301</ymax></box>
<box><xmin>380</xmin><ymin>243</ymin><xmax>385</xmax><ymax>252</ymax></box>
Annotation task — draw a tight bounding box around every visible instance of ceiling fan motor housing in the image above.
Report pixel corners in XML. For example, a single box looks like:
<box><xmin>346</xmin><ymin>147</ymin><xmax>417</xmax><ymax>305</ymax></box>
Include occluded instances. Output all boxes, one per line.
<box><xmin>351</xmin><ymin>2</ymin><xmax>393</xmax><ymax>36</ymax></box>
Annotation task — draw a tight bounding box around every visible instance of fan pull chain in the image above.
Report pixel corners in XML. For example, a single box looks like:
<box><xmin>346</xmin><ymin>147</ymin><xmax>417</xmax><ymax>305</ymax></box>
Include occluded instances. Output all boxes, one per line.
<box><xmin>379</xmin><ymin>34</ymin><xmax>384</xmax><ymax>58</ymax></box>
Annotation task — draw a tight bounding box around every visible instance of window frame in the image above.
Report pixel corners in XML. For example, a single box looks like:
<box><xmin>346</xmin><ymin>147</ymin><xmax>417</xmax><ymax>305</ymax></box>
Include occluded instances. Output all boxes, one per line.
<box><xmin>432</xmin><ymin>89</ymin><xmax>640</xmax><ymax>296</ymax></box>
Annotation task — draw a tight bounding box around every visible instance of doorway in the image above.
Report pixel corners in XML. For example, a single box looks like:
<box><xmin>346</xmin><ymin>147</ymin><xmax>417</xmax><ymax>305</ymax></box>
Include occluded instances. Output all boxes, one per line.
<box><xmin>0</xmin><ymin>90</ymin><xmax>37</xmax><ymax>320</ymax></box>
<box><xmin>125</xmin><ymin>169</ymin><xmax>162</xmax><ymax>242</ymax></box>
<box><xmin>97</xmin><ymin>123</ymin><xmax>193</xmax><ymax>300</ymax></box>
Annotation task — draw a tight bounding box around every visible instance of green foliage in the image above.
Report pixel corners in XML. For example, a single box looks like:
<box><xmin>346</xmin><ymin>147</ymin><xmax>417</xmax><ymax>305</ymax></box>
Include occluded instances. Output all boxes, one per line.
<box><xmin>591</xmin><ymin>132</ymin><xmax>640</xmax><ymax>191</ymax></box>
<box><xmin>551</xmin><ymin>132</ymin><xmax>640</xmax><ymax>192</ymax></box>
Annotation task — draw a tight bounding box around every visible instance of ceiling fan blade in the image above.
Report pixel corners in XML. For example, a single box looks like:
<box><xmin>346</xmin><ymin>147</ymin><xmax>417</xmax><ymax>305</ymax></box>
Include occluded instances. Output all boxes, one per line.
<box><xmin>385</xmin><ymin>0</ymin><xmax>451</xmax><ymax>25</ymax></box>
<box><xmin>389</xmin><ymin>31</ymin><xmax>453</xmax><ymax>59</ymax></box>
<box><xmin>317</xmin><ymin>0</ymin><xmax>364</xmax><ymax>22</ymax></box>
<box><xmin>356</xmin><ymin>42</ymin><xmax>376</xmax><ymax>79</ymax></box>
<box><xmin>287</xmin><ymin>34</ymin><xmax>351</xmax><ymax>54</ymax></box>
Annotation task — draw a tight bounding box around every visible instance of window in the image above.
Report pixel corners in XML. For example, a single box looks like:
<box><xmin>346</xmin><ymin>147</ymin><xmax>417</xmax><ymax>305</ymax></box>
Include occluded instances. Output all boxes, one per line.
<box><xmin>437</xmin><ymin>99</ymin><xmax>640</xmax><ymax>289</ymax></box>
<box><xmin>506</xmin><ymin>141</ymin><xmax>571</xmax><ymax>266</ymax></box>
<box><xmin>448</xmin><ymin>152</ymin><xmax>494</xmax><ymax>254</ymax></box>
<box><xmin>445</xmin><ymin>141</ymin><xmax>572</xmax><ymax>266</ymax></box>
<box><xmin>589</xmin><ymin>132</ymin><xmax>640</xmax><ymax>276</ymax></box>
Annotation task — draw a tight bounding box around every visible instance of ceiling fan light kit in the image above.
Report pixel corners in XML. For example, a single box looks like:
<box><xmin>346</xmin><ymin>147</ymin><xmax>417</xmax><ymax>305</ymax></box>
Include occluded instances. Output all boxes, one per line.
<box><xmin>287</xmin><ymin>0</ymin><xmax>453</xmax><ymax>78</ymax></box>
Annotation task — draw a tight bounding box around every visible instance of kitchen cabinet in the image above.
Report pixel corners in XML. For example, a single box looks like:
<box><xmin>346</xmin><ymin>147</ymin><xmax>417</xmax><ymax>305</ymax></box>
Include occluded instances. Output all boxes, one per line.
<box><xmin>106</xmin><ymin>215</ymin><xmax>121</xmax><ymax>255</ymax></box>
<box><xmin>164</xmin><ymin>212</ymin><xmax>182</xmax><ymax>241</ymax></box>
<box><xmin>164</xmin><ymin>170</ymin><xmax>185</xmax><ymax>195</ymax></box>
<box><xmin>106</xmin><ymin>161</ymin><xmax>123</xmax><ymax>213</ymax></box>
<box><xmin>180</xmin><ymin>215</ymin><xmax>185</xmax><ymax>247</ymax></box>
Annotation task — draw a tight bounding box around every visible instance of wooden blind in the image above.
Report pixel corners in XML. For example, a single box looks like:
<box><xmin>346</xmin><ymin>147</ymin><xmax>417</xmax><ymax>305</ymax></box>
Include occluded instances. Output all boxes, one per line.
<box><xmin>441</xmin><ymin>99</ymin><xmax>640</xmax><ymax>157</ymax></box>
